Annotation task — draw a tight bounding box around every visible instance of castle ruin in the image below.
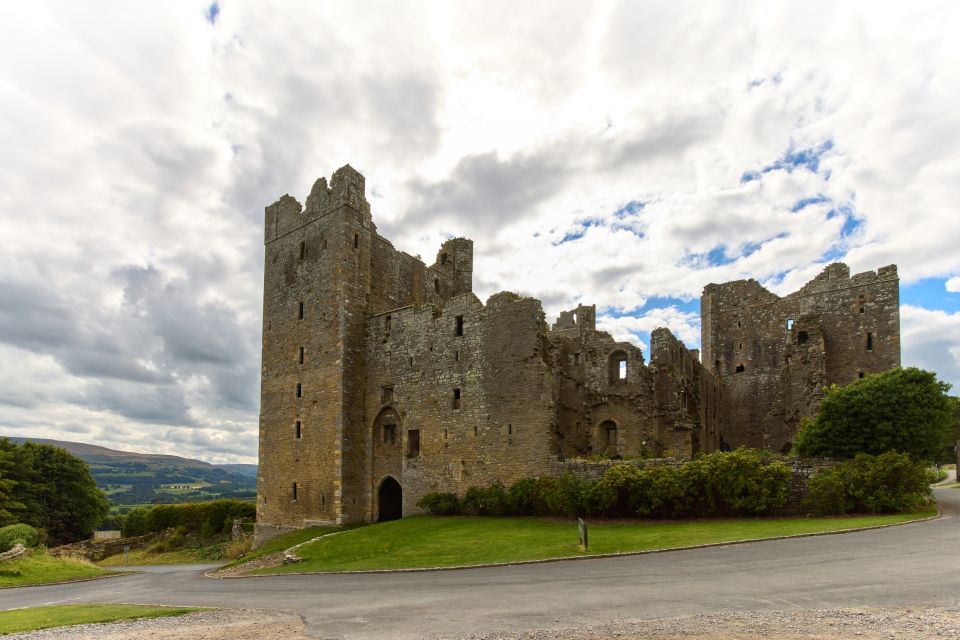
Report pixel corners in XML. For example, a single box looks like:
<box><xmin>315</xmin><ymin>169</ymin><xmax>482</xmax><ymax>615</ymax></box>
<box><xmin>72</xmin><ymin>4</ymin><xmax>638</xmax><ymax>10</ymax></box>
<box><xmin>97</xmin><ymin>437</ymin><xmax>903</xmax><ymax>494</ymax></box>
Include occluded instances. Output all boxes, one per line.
<box><xmin>255</xmin><ymin>165</ymin><xmax>900</xmax><ymax>542</ymax></box>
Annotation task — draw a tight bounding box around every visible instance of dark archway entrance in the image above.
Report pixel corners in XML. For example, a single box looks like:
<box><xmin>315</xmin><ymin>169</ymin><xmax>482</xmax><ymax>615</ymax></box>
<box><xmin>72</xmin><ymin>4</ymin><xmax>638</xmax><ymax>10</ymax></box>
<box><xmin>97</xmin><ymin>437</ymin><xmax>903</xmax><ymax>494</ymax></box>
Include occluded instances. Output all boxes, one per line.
<box><xmin>378</xmin><ymin>476</ymin><xmax>402</xmax><ymax>522</ymax></box>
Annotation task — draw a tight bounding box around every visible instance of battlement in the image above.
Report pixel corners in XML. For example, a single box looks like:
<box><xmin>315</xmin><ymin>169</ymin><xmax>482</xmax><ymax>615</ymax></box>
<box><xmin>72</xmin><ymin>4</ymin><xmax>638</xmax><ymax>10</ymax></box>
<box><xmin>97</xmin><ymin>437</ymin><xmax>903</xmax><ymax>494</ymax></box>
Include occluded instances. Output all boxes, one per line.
<box><xmin>265</xmin><ymin>164</ymin><xmax>371</xmax><ymax>244</ymax></box>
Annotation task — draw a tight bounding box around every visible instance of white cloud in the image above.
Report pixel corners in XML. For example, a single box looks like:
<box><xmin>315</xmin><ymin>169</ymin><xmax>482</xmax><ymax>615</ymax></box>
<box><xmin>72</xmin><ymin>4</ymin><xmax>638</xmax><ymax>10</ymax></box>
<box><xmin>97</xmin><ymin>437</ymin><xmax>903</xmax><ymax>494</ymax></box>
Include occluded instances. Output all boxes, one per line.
<box><xmin>901</xmin><ymin>305</ymin><xmax>960</xmax><ymax>394</ymax></box>
<box><xmin>947</xmin><ymin>277</ymin><xmax>960</xmax><ymax>293</ymax></box>
<box><xmin>1</xmin><ymin>1</ymin><xmax>959</xmax><ymax>461</ymax></box>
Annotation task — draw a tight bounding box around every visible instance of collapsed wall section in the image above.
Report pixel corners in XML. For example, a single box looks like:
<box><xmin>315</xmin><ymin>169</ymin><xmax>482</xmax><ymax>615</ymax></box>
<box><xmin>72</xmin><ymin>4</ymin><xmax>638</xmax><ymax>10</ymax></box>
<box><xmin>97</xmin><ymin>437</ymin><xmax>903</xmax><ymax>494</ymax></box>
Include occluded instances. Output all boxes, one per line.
<box><xmin>701</xmin><ymin>263</ymin><xmax>900</xmax><ymax>452</ymax></box>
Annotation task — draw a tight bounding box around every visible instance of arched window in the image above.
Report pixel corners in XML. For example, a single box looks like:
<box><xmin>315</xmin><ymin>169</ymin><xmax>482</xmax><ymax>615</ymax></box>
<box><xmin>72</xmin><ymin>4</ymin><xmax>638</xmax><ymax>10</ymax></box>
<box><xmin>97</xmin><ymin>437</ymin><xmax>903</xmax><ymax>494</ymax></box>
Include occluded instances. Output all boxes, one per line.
<box><xmin>599</xmin><ymin>420</ymin><xmax>618</xmax><ymax>454</ymax></box>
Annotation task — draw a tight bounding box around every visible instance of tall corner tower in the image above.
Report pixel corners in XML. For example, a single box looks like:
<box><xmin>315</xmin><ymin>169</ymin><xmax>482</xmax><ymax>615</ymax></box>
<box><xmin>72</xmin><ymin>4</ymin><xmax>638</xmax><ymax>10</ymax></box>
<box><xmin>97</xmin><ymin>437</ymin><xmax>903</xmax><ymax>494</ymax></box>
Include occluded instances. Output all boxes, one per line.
<box><xmin>256</xmin><ymin>165</ymin><xmax>374</xmax><ymax>540</ymax></box>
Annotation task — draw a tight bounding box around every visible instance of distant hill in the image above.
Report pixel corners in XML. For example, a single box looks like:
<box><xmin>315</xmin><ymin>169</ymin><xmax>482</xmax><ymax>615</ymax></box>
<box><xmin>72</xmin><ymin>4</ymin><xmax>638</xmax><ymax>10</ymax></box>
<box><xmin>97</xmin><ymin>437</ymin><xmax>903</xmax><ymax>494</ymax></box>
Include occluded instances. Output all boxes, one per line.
<box><xmin>5</xmin><ymin>436</ymin><xmax>257</xmax><ymax>511</ymax></box>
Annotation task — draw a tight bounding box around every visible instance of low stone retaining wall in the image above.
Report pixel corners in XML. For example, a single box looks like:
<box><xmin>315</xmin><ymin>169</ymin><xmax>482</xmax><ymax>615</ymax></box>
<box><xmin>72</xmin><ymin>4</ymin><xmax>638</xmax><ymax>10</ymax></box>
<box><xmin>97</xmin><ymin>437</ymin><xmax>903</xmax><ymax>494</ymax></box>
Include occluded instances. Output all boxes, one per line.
<box><xmin>49</xmin><ymin>531</ymin><xmax>161</xmax><ymax>562</ymax></box>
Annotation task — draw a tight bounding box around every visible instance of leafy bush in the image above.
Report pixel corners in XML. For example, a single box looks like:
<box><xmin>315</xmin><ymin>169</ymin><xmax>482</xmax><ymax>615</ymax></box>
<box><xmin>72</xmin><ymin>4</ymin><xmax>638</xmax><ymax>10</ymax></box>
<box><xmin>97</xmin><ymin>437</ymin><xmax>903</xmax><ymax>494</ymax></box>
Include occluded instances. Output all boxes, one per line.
<box><xmin>119</xmin><ymin>500</ymin><xmax>255</xmax><ymax>539</ymax></box>
<box><xmin>631</xmin><ymin>465</ymin><xmax>687</xmax><ymax>518</ymax></box>
<box><xmin>805</xmin><ymin>451</ymin><xmax>934</xmax><ymax>515</ymax></box>
<box><xmin>506</xmin><ymin>478</ymin><xmax>537</xmax><ymax>515</ymax></box>
<box><xmin>418</xmin><ymin>450</ymin><xmax>793</xmax><ymax>520</ymax></box>
<box><xmin>461</xmin><ymin>483</ymin><xmax>508</xmax><ymax>516</ymax></box>
<box><xmin>793</xmin><ymin>368</ymin><xmax>955</xmax><ymax>461</ymax></box>
<box><xmin>416</xmin><ymin>492</ymin><xmax>461</xmax><ymax>515</ymax></box>
<box><xmin>680</xmin><ymin>449</ymin><xmax>791</xmax><ymax>516</ymax></box>
<box><xmin>0</xmin><ymin>524</ymin><xmax>41</xmax><ymax>551</ymax></box>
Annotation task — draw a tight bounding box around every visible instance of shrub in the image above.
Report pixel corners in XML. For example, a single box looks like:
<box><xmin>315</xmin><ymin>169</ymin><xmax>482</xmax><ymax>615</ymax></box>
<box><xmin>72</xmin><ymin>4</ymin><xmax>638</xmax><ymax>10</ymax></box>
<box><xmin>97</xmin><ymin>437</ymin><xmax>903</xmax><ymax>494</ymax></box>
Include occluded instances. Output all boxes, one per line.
<box><xmin>681</xmin><ymin>449</ymin><xmax>791</xmax><ymax>516</ymax></box>
<box><xmin>461</xmin><ymin>483</ymin><xmax>508</xmax><ymax>516</ymax></box>
<box><xmin>805</xmin><ymin>451</ymin><xmax>934</xmax><ymax>515</ymax></box>
<box><xmin>0</xmin><ymin>524</ymin><xmax>41</xmax><ymax>551</ymax></box>
<box><xmin>592</xmin><ymin>464</ymin><xmax>643</xmax><ymax>517</ymax></box>
<box><xmin>507</xmin><ymin>478</ymin><xmax>537</xmax><ymax>515</ymax></box>
<box><xmin>632</xmin><ymin>465</ymin><xmax>686</xmax><ymax>518</ymax></box>
<box><xmin>416</xmin><ymin>492</ymin><xmax>461</xmax><ymax>515</ymax></box>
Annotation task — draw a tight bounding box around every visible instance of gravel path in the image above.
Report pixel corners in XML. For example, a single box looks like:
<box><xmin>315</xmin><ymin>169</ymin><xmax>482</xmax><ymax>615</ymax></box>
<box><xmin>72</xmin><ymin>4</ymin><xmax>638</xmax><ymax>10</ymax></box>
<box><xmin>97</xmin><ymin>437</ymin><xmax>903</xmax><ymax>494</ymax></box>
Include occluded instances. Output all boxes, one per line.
<box><xmin>7</xmin><ymin>607</ymin><xmax>959</xmax><ymax>639</ymax></box>
<box><xmin>6</xmin><ymin>609</ymin><xmax>309</xmax><ymax>640</ymax></box>
<box><xmin>470</xmin><ymin>607</ymin><xmax>960</xmax><ymax>640</ymax></box>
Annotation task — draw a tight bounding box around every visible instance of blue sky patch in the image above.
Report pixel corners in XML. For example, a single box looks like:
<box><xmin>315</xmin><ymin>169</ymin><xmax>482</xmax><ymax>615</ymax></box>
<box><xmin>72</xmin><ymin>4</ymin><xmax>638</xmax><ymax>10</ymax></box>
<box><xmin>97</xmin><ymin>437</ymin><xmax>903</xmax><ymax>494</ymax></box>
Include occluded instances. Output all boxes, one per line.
<box><xmin>614</xmin><ymin>200</ymin><xmax>646</xmax><ymax>218</ymax></box>
<box><xmin>741</xmin><ymin>139</ymin><xmax>835</xmax><ymax>184</ymax></box>
<box><xmin>791</xmin><ymin>194</ymin><xmax>830</xmax><ymax>212</ymax></box>
<box><xmin>205</xmin><ymin>2</ymin><xmax>220</xmax><ymax>24</ymax></box>
<box><xmin>902</xmin><ymin>277</ymin><xmax>960</xmax><ymax>313</ymax></box>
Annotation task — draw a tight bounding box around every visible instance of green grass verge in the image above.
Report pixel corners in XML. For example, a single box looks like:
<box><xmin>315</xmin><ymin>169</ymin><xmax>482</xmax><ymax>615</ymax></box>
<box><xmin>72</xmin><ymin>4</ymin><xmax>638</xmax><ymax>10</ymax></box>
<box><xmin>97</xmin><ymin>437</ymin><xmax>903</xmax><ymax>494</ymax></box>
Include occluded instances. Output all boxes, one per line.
<box><xmin>219</xmin><ymin>524</ymin><xmax>362</xmax><ymax>570</ymax></box>
<box><xmin>97</xmin><ymin>547</ymin><xmax>222</xmax><ymax>567</ymax></box>
<box><xmin>251</xmin><ymin>511</ymin><xmax>935</xmax><ymax>574</ymax></box>
<box><xmin>0</xmin><ymin>552</ymin><xmax>114</xmax><ymax>589</ymax></box>
<box><xmin>0</xmin><ymin>604</ymin><xmax>201</xmax><ymax>634</ymax></box>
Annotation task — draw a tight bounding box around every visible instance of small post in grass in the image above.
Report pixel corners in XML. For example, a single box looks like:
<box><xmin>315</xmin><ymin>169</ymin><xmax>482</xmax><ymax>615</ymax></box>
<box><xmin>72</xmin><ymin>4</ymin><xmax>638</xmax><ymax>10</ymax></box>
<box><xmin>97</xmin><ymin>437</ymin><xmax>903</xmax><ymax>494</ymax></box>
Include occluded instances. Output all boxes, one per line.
<box><xmin>577</xmin><ymin>517</ymin><xmax>588</xmax><ymax>551</ymax></box>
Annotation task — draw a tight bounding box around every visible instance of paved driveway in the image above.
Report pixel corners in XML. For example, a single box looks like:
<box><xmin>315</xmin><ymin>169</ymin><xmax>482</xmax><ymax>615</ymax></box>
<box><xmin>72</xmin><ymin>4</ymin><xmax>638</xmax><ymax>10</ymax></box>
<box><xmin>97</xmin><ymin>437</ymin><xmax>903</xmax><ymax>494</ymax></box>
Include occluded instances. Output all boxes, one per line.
<box><xmin>4</xmin><ymin>484</ymin><xmax>959</xmax><ymax>639</ymax></box>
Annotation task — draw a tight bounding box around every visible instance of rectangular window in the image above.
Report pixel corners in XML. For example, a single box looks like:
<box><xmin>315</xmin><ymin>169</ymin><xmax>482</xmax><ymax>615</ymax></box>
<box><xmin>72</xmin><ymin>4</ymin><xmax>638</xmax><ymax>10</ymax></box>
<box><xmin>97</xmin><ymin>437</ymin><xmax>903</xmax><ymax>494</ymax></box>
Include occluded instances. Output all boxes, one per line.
<box><xmin>454</xmin><ymin>350</ymin><xmax>460</xmax><ymax>362</ymax></box>
<box><xmin>867</xmin><ymin>332</ymin><xmax>873</xmax><ymax>351</ymax></box>
<box><xmin>295</xmin><ymin>383</ymin><xmax>302</xmax><ymax>398</ymax></box>
<box><xmin>295</xmin><ymin>420</ymin><xmax>302</xmax><ymax>439</ymax></box>
<box><xmin>455</xmin><ymin>315</ymin><xmax>464</xmax><ymax>336</ymax></box>
<box><xmin>354</xmin><ymin>233</ymin><xmax>359</xmax><ymax>249</ymax></box>
<box><xmin>452</xmin><ymin>387</ymin><xmax>461</xmax><ymax>410</ymax></box>
<box><xmin>298</xmin><ymin>301</ymin><xmax>304</xmax><ymax>320</ymax></box>
<box><xmin>574</xmin><ymin>352</ymin><xmax>581</xmax><ymax>366</ymax></box>
<box><xmin>787</xmin><ymin>319</ymin><xmax>794</xmax><ymax>330</ymax></box>
<box><xmin>299</xmin><ymin>241</ymin><xmax>306</xmax><ymax>260</ymax></box>
<box><xmin>298</xmin><ymin>347</ymin><xmax>304</xmax><ymax>365</ymax></box>
<box><xmin>292</xmin><ymin>482</ymin><xmax>298</xmax><ymax>501</ymax></box>
<box><xmin>618</xmin><ymin>359</ymin><xmax>627</xmax><ymax>379</ymax></box>
<box><xmin>407</xmin><ymin>429</ymin><xmax>420</xmax><ymax>458</ymax></box>
<box><xmin>383</xmin><ymin>424</ymin><xmax>396</xmax><ymax>444</ymax></box>
<box><xmin>858</xmin><ymin>371</ymin><xmax>865</xmax><ymax>379</ymax></box>
<box><xmin>434</xmin><ymin>277</ymin><xmax>439</xmax><ymax>294</ymax></box>
<box><xmin>381</xmin><ymin>385</ymin><xmax>394</xmax><ymax>405</ymax></box>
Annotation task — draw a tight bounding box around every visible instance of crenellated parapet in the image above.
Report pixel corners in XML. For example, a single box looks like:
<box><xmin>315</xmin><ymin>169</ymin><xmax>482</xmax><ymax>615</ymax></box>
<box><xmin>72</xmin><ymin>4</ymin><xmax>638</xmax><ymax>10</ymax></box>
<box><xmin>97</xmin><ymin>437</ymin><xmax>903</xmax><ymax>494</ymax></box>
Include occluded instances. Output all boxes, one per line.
<box><xmin>264</xmin><ymin>164</ymin><xmax>372</xmax><ymax>245</ymax></box>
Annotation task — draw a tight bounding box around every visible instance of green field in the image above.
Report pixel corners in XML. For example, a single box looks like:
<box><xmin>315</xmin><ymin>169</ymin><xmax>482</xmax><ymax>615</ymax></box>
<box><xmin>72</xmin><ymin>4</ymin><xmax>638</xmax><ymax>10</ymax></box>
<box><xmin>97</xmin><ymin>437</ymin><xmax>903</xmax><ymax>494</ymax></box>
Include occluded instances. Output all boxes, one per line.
<box><xmin>0</xmin><ymin>552</ymin><xmax>115</xmax><ymax>588</ymax></box>
<box><xmin>251</xmin><ymin>511</ymin><xmax>935</xmax><ymax>574</ymax></box>
<box><xmin>0</xmin><ymin>604</ymin><xmax>201</xmax><ymax>634</ymax></box>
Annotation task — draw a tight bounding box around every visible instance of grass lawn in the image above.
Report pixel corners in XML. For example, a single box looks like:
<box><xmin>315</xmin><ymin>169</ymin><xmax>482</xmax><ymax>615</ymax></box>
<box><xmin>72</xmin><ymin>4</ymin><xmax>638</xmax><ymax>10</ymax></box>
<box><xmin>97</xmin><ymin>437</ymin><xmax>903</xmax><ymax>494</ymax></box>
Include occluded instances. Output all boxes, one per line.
<box><xmin>0</xmin><ymin>552</ymin><xmax>115</xmax><ymax>589</ymax></box>
<box><xmin>0</xmin><ymin>604</ymin><xmax>201</xmax><ymax>634</ymax></box>
<box><xmin>252</xmin><ymin>510</ymin><xmax>935</xmax><ymax>574</ymax></box>
<box><xmin>98</xmin><ymin>547</ymin><xmax>220</xmax><ymax>567</ymax></box>
<box><xmin>219</xmin><ymin>524</ymin><xmax>360</xmax><ymax>570</ymax></box>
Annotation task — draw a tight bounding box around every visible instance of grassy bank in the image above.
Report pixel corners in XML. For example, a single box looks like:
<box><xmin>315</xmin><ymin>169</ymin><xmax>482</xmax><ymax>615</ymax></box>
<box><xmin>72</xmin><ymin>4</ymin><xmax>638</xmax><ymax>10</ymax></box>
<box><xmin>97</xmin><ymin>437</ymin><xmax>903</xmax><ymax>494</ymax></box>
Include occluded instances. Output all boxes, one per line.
<box><xmin>0</xmin><ymin>604</ymin><xmax>201</xmax><ymax>634</ymax></box>
<box><xmin>250</xmin><ymin>511</ymin><xmax>935</xmax><ymax>574</ymax></box>
<box><xmin>0</xmin><ymin>551</ymin><xmax>115</xmax><ymax>588</ymax></box>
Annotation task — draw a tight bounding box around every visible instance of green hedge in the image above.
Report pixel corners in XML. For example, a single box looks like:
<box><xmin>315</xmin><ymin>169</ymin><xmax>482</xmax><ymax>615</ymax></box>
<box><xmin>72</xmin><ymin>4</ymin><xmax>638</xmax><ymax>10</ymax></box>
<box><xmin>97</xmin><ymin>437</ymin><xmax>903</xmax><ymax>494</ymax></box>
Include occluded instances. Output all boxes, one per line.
<box><xmin>418</xmin><ymin>449</ymin><xmax>792</xmax><ymax>519</ymax></box>
<box><xmin>804</xmin><ymin>451</ymin><xmax>934</xmax><ymax>515</ymax></box>
<box><xmin>121</xmin><ymin>500</ymin><xmax>255</xmax><ymax>539</ymax></box>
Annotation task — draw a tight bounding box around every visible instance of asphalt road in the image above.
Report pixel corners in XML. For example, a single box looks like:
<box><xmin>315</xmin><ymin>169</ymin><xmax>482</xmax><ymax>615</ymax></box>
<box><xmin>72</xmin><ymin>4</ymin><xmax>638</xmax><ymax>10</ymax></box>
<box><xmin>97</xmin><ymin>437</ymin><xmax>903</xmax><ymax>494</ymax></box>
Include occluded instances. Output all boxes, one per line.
<box><xmin>4</xmin><ymin>482</ymin><xmax>959</xmax><ymax>640</ymax></box>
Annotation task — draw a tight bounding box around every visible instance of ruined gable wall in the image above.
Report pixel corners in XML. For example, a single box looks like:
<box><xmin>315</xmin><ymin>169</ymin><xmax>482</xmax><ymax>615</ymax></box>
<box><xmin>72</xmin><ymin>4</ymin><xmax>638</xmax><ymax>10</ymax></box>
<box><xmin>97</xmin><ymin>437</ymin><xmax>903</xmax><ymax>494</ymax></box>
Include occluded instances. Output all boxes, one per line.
<box><xmin>649</xmin><ymin>328</ymin><xmax>721</xmax><ymax>458</ymax></box>
<box><xmin>701</xmin><ymin>263</ymin><xmax>900</xmax><ymax>453</ymax></box>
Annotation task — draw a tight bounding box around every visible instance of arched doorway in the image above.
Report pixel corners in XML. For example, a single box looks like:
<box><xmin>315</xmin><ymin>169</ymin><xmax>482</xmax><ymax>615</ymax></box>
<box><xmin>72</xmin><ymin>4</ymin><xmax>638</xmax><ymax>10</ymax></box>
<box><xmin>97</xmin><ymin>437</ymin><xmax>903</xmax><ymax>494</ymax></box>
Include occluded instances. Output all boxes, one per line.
<box><xmin>378</xmin><ymin>476</ymin><xmax>402</xmax><ymax>522</ymax></box>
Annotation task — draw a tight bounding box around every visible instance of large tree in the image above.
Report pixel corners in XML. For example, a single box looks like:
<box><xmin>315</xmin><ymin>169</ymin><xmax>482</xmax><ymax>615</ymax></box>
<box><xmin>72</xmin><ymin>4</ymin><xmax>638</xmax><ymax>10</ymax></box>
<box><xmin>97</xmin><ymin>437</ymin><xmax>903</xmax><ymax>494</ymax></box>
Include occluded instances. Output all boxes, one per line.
<box><xmin>0</xmin><ymin>439</ymin><xmax>109</xmax><ymax>545</ymax></box>
<box><xmin>793</xmin><ymin>367</ymin><xmax>955</xmax><ymax>461</ymax></box>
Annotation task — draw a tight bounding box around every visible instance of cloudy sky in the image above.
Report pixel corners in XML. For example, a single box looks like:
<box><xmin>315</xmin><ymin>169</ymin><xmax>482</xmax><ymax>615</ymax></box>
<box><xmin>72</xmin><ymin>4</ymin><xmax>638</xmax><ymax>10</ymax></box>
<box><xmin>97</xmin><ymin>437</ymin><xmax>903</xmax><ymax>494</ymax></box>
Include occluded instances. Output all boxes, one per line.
<box><xmin>1</xmin><ymin>1</ymin><xmax>958</xmax><ymax>463</ymax></box>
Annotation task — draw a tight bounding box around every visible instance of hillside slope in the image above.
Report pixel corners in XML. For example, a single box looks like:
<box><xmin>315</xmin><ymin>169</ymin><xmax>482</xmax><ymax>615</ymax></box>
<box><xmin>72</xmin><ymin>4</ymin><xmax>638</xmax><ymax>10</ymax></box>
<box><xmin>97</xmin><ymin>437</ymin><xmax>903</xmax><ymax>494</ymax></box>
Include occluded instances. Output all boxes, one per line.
<box><xmin>5</xmin><ymin>436</ymin><xmax>257</xmax><ymax>510</ymax></box>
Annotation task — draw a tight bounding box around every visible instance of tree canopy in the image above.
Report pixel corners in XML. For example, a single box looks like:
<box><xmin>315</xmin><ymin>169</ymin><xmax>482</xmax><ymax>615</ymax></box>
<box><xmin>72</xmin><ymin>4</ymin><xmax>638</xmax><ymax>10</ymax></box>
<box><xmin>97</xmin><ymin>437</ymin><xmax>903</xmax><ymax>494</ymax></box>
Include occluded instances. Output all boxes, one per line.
<box><xmin>793</xmin><ymin>367</ymin><xmax>955</xmax><ymax>461</ymax></box>
<box><xmin>0</xmin><ymin>439</ymin><xmax>109</xmax><ymax>545</ymax></box>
